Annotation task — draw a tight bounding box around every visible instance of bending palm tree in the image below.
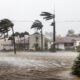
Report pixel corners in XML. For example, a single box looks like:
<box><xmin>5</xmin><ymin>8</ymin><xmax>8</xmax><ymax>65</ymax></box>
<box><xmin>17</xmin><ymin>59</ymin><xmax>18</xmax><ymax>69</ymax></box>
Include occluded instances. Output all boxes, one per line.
<box><xmin>0</xmin><ymin>19</ymin><xmax>16</xmax><ymax>54</ymax></box>
<box><xmin>40</xmin><ymin>12</ymin><xmax>56</xmax><ymax>51</ymax></box>
<box><xmin>31</xmin><ymin>20</ymin><xmax>43</xmax><ymax>50</ymax></box>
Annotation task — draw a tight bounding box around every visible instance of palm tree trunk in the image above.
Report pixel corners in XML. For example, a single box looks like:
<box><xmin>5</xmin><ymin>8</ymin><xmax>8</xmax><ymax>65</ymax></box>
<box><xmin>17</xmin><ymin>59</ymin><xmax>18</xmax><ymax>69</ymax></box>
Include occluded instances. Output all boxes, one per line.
<box><xmin>24</xmin><ymin>36</ymin><xmax>26</xmax><ymax>50</ymax></box>
<box><xmin>41</xmin><ymin>28</ymin><xmax>43</xmax><ymax>50</ymax></box>
<box><xmin>12</xmin><ymin>27</ymin><xmax>16</xmax><ymax>54</ymax></box>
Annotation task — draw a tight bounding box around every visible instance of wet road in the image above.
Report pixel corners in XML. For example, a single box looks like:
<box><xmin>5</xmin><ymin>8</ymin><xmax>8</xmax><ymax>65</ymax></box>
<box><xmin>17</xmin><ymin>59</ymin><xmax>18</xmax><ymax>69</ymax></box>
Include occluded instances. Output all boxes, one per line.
<box><xmin>0</xmin><ymin>51</ymin><xmax>78</xmax><ymax>80</ymax></box>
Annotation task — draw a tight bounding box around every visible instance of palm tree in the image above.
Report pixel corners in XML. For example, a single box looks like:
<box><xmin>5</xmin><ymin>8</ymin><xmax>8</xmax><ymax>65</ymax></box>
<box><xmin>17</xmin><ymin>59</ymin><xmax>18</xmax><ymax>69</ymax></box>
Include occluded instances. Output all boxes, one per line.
<box><xmin>0</xmin><ymin>19</ymin><xmax>16</xmax><ymax>54</ymax></box>
<box><xmin>24</xmin><ymin>31</ymin><xmax>29</xmax><ymax>50</ymax></box>
<box><xmin>40</xmin><ymin>12</ymin><xmax>56</xmax><ymax>51</ymax></box>
<box><xmin>14</xmin><ymin>32</ymin><xmax>20</xmax><ymax>37</ymax></box>
<box><xmin>19</xmin><ymin>32</ymin><xmax>29</xmax><ymax>50</ymax></box>
<box><xmin>31</xmin><ymin>20</ymin><xmax>43</xmax><ymax>50</ymax></box>
<box><xmin>14</xmin><ymin>32</ymin><xmax>20</xmax><ymax>41</ymax></box>
<box><xmin>19</xmin><ymin>32</ymin><xmax>25</xmax><ymax>50</ymax></box>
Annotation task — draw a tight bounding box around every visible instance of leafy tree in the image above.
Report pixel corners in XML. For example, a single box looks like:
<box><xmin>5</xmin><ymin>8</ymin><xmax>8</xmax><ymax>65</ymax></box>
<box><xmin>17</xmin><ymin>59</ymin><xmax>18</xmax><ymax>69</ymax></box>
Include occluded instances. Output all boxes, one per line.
<box><xmin>40</xmin><ymin>12</ymin><xmax>56</xmax><ymax>51</ymax></box>
<box><xmin>77</xmin><ymin>45</ymin><xmax>80</xmax><ymax>52</ymax></box>
<box><xmin>14</xmin><ymin>32</ymin><xmax>20</xmax><ymax>37</ymax></box>
<box><xmin>31</xmin><ymin>20</ymin><xmax>43</xmax><ymax>50</ymax></box>
<box><xmin>66</xmin><ymin>29</ymin><xmax>75</xmax><ymax>37</ymax></box>
<box><xmin>72</xmin><ymin>53</ymin><xmax>80</xmax><ymax>77</ymax></box>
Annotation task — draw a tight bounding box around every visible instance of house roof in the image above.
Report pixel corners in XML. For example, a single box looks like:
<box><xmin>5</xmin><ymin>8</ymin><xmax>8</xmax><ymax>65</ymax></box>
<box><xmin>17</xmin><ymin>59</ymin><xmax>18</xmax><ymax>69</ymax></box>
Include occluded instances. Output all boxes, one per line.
<box><xmin>55</xmin><ymin>37</ymin><xmax>80</xmax><ymax>44</ymax></box>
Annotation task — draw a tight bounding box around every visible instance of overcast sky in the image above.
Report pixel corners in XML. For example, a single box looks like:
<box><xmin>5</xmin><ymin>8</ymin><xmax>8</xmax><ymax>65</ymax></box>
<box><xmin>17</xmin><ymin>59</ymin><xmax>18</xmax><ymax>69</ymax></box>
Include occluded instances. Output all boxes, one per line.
<box><xmin>0</xmin><ymin>0</ymin><xmax>80</xmax><ymax>36</ymax></box>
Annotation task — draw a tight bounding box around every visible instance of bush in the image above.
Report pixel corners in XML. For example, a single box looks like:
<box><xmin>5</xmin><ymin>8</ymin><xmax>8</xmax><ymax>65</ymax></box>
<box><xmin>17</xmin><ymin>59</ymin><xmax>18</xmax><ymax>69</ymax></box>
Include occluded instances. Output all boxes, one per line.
<box><xmin>49</xmin><ymin>44</ymin><xmax>56</xmax><ymax>52</ymax></box>
<box><xmin>72</xmin><ymin>54</ymin><xmax>80</xmax><ymax>77</ymax></box>
<box><xmin>77</xmin><ymin>46</ymin><xmax>80</xmax><ymax>52</ymax></box>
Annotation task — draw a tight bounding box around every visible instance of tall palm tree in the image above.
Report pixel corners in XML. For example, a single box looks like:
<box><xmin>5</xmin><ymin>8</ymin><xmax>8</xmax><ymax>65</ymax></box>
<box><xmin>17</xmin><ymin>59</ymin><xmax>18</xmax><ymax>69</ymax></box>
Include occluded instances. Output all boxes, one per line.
<box><xmin>31</xmin><ymin>20</ymin><xmax>43</xmax><ymax>50</ymax></box>
<box><xmin>40</xmin><ymin>12</ymin><xmax>56</xmax><ymax>51</ymax></box>
<box><xmin>0</xmin><ymin>19</ymin><xmax>16</xmax><ymax>54</ymax></box>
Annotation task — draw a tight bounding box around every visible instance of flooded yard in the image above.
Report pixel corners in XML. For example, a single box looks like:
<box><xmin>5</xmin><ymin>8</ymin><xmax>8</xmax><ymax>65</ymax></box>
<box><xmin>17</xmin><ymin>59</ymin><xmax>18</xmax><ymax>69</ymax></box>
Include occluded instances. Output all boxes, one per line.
<box><xmin>0</xmin><ymin>51</ymin><xmax>79</xmax><ymax>80</ymax></box>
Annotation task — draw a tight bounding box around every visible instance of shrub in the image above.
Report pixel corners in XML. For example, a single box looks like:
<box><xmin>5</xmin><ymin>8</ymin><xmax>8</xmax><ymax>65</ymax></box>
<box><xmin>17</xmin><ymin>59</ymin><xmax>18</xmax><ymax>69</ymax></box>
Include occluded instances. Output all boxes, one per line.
<box><xmin>77</xmin><ymin>46</ymin><xmax>80</xmax><ymax>52</ymax></box>
<box><xmin>72</xmin><ymin>54</ymin><xmax>80</xmax><ymax>77</ymax></box>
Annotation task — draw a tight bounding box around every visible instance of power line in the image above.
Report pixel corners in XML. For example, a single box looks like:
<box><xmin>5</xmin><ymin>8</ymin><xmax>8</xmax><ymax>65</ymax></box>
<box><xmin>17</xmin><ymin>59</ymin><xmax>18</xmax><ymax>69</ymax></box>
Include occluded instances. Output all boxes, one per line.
<box><xmin>12</xmin><ymin>20</ymin><xmax>80</xmax><ymax>23</ymax></box>
<box><xmin>12</xmin><ymin>20</ymin><xmax>34</xmax><ymax>22</ymax></box>
<box><xmin>56</xmin><ymin>20</ymin><xmax>80</xmax><ymax>23</ymax></box>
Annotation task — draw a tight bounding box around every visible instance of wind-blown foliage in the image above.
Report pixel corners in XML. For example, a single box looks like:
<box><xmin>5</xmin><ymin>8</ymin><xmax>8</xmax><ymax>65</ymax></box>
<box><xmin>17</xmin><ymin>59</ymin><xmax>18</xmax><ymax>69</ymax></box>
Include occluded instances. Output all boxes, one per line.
<box><xmin>0</xmin><ymin>19</ymin><xmax>14</xmax><ymax>36</ymax></box>
<box><xmin>40</xmin><ymin>12</ymin><xmax>56</xmax><ymax>51</ymax></box>
<box><xmin>31</xmin><ymin>20</ymin><xmax>43</xmax><ymax>50</ymax></box>
<box><xmin>72</xmin><ymin>54</ymin><xmax>80</xmax><ymax>77</ymax></box>
<box><xmin>40</xmin><ymin>12</ymin><xmax>55</xmax><ymax>20</ymax></box>
<box><xmin>31</xmin><ymin>20</ymin><xmax>43</xmax><ymax>30</ymax></box>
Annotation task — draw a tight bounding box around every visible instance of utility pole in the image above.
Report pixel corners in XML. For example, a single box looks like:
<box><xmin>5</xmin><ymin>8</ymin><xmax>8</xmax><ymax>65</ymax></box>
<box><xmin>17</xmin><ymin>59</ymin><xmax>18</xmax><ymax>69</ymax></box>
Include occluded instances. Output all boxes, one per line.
<box><xmin>53</xmin><ymin>0</ymin><xmax>56</xmax><ymax>52</ymax></box>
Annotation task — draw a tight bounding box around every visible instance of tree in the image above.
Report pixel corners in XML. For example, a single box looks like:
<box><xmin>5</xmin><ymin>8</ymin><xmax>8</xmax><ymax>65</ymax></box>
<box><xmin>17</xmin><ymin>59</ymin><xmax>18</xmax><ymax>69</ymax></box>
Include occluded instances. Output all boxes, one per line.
<box><xmin>22</xmin><ymin>31</ymin><xmax>29</xmax><ymax>50</ymax></box>
<box><xmin>19</xmin><ymin>32</ymin><xmax>29</xmax><ymax>50</ymax></box>
<box><xmin>19</xmin><ymin>32</ymin><xmax>24</xmax><ymax>40</ymax></box>
<box><xmin>31</xmin><ymin>20</ymin><xmax>43</xmax><ymax>50</ymax></box>
<box><xmin>24</xmin><ymin>31</ymin><xmax>29</xmax><ymax>50</ymax></box>
<box><xmin>14</xmin><ymin>32</ymin><xmax>20</xmax><ymax>41</ymax></box>
<box><xmin>14</xmin><ymin>32</ymin><xmax>20</xmax><ymax>37</ymax></box>
<box><xmin>72</xmin><ymin>53</ymin><xmax>80</xmax><ymax>77</ymax></box>
<box><xmin>40</xmin><ymin>12</ymin><xmax>56</xmax><ymax>51</ymax></box>
<box><xmin>0</xmin><ymin>19</ymin><xmax>16</xmax><ymax>54</ymax></box>
<box><xmin>66</xmin><ymin>29</ymin><xmax>75</xmax><ymax>37</ymax></box>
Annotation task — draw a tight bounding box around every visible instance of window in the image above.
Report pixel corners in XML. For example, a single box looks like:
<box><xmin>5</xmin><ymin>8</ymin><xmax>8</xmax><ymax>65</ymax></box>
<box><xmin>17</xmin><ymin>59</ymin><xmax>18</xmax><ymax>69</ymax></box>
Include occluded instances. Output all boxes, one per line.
<box><xmin>64</xmin><ymin>43</ymin><xmax>74</xmax><ymax>46</ymax></box>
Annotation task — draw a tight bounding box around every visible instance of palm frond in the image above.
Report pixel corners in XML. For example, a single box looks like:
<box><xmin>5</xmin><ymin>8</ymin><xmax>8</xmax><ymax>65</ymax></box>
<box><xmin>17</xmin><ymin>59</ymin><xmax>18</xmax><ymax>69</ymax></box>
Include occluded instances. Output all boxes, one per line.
<box><xmin>31</xmin><ymin>20</ymin><xmax>43</xmax><ymax>30</ymax></box>
<box><xmin>24</xmin><ymin>31</ymin><xmax>29</xmax><ymax>35</ymax></box>
<box><xmin>40</xmin><ymin>12</ymin><xmax>55</xmax><ymax>20</ymax></box>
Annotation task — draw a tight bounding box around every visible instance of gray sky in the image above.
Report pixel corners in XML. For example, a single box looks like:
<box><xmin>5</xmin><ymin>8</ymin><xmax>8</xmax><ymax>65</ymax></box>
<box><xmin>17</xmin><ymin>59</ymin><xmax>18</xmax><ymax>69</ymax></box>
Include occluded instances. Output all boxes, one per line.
<box><xmin>0</xmin><ymin>0</ymin><xmax>80</xmax><ymax>36</ymax></box>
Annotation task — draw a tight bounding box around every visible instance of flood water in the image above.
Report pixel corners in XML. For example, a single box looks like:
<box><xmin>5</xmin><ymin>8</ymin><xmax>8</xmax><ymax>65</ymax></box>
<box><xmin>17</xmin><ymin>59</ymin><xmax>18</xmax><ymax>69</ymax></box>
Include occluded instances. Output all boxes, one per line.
<box><xmin>0</xmin><ymin>51</ymin><xmax>79</xmax><ymax>80</ymax></box>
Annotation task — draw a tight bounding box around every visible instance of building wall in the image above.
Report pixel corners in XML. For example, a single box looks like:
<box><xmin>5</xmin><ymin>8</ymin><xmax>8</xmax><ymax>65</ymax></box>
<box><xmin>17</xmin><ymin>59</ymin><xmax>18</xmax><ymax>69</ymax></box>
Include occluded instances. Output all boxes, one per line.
<box><xmin>56</xmin><ymin>43</ymin><xmax>65</xmax><ymax>50</ymax></box>
<box><xmin>29</xmin><ymin>33</ymin><xmax>45</xmax><ymax>50</ymax></box>
<box><xmin>47</xmin><ymin>42</ymin><xmax>51</xmax><ymax>49</ymax></box>
<box><xmin>0</xmin><ymin>38</ymin><xmax>13</xmax><ymax>50</ymax></box>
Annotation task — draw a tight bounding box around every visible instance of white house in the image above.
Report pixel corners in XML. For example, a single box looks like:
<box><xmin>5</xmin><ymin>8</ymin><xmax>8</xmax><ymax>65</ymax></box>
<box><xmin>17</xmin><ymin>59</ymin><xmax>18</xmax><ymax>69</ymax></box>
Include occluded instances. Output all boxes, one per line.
<box><xmin>0</xmin><ymin>38</ymin><xmax>13</xmax><ymax>50</ymax></box>
<box><xmin>55</xmin><ymin>37</ymin><xmax>80</xmax><ymax>50</ymax></box>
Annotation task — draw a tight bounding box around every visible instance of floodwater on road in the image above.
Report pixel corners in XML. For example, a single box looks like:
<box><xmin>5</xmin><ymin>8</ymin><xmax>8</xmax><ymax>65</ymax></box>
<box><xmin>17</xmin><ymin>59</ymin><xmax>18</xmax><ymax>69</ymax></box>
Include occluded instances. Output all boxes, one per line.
<box><xmin>0</xmin><ymin>51</ymin><xmax>79</xmax><ymax>80</ymax></box>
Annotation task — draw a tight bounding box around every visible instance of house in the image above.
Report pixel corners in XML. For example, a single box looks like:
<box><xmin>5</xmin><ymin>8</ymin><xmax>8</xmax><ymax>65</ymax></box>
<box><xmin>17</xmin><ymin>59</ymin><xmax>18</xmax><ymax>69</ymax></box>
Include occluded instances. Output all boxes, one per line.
<box><xmin>0</xmin><ymin>33</ymin><xmax>51</xmax><ymax>51</ymax></box>
<box><xmin>29</xmin><ymin>32</ymin><xmax>51</xmax><ymax>50</ymax></box>
<box><xmin>0</xmin><ymin>38</ymin><xmax>13</xmax><ymax>50</ymax></box>
<box><xmin>55</xmin><ymin>37</ymin><xmax>80</xmax><ymax>50</ymax></box>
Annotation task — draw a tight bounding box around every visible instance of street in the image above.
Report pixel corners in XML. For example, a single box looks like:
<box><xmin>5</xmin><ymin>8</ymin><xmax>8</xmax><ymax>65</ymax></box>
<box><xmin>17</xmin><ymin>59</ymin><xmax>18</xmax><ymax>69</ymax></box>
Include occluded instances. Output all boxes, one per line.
<box><xmin>0</xmin><ymin>51</ymin><xmax>78</xmax><ymax>80</ymax></box>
